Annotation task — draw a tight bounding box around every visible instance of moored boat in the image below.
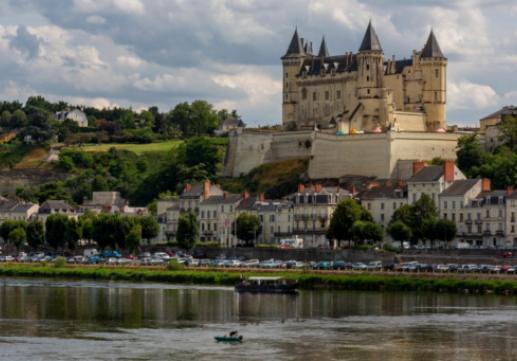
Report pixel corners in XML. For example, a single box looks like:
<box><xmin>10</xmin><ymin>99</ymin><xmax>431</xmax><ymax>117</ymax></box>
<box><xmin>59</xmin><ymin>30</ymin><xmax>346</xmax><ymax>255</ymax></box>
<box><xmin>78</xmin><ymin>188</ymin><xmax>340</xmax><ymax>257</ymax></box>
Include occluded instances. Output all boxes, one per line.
<box><xmin>214</xmin><ymin>335</ymin><xmax>243</xmax><ymax>343</ymax></box>
<box><xmin>235</xmin><ymin>276</ymin><xmax>299</xmax><ymax>294</ymax></box>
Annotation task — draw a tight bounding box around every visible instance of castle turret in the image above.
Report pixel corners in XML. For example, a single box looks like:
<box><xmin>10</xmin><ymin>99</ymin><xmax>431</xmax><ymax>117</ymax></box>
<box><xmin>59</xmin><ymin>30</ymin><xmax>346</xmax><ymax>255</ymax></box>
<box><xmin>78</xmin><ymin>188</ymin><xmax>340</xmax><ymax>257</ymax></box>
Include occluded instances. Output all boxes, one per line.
<box><xmin>356</xmin><ymin>21</ymin><xmax>388</xmax><ymax>129</ymax></box>
<box><xmin>281</xmin><ymin>28</ymin><xmax>306</xmax><ymax>128</ymax></box>
<box><xmin>420</xmin><ymin>30</ymin><xmax>447</xmax><ymax>131</ymax></box>
<box><xmin>318</xmin><ymin>36</ymin><xmax>329</xmax><ymax>58</ymax></box>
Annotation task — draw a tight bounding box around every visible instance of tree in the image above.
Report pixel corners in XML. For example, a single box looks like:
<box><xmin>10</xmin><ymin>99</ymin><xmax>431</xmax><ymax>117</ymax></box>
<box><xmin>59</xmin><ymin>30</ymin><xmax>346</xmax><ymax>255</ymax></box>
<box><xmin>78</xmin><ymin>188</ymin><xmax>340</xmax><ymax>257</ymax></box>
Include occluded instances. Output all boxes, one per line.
<box><xmin>10</xmin><ymin>109</ymin><xmax>28</xmax><ymax>128</ymax></box>
<box><xmin>27</xmin><ymin>220</ymin><xmax>45</xmax><ymax>248</ymax></box>
<box><xmin>8</xmin><ymin>227</ymin><xmax>26</xmax><ymax>248</ymax></box>
<box><xmin>327</xmin><ymin>198</ymin><xmax>366</xmax><ymax>248</ymax></box>
<box><xmin>45</xmin><ymin>214</ymin><xmax>71</xmax><ymax>249</ymax></box>
<box><xmin>126</xmin><ymin>223</ymin><xmax>142</xmax><ymax>254</ymax></box>
<box><xmin>234</xmin><ymin>212</ymin><xmax>261</xmax><ymax>247</ymax></box>
<box><xmin>0</xmin><ymin>220</ymin><xmax>27</xmax><ymax>242</ymax></box>
<box><xmin>139</xmin><ymin>215</ymin><xmax>159</xmax><ymax>244</ymax></box>
<box><xmin>410</xmin><ymin>193</ymin><xmax>438</xmax><ymax>243</ymax></box>
<box><xmin>390</xmin><ymin>204</ymin><xmax>413</xmax><ymax>226</ymax></box>
<box><xmin>91</xmin><ymin>214</ymin><xmax>118</xmax><ymax>249</ymax></box>
<box><xmin>352</xmin><ymin>220</ymin><xmax>383</xmax><ymax>244</ymax></box>
<box><xmin>498</xmin><ymin>115</ymin><xmax>517</xmax><ymax>150</ymax></box>
<box><xmin>177</xmin><ymin>212</ymin><xmax>198</xmax><ymax>250</ymax></box>
<box><xmin>387</xmin><ymin>220</ymin><xmax>412</xmax><ymax>245</ymax></box>
<box><xmin>0</xmin><ymin>110</ymin><xmax>11</xmax><ymax>127</ymax></box>
<box><xmin>456</xmin><ymin>134</ymin><xmax>486</xmax><ymax>176</ymax></box>
<box><xmin>184</xmin><ymin>137</ymin><xmax>221</xmax><ymax>176</ymax></box>
<box><xmin>425</xmin><ymin>219</ymin><xmax>457</xmax><ymax>249</ymax></box>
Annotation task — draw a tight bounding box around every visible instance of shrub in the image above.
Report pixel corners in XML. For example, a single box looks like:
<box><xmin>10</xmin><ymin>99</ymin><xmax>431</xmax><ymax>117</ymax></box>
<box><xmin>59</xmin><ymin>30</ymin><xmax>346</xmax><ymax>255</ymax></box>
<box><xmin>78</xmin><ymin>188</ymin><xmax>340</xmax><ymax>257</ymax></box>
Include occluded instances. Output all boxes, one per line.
<box><xmin>53</xmin><ymin>256</ymin><xmax>67</xmax><ymax>268</ymax></box>
<box><xmin>195</xmin><ymin>241</ymin><xmax>220</xmax><ymax>248</ymax></box>
<box><xmin>166</xmin><ymin>259</ymin><xmax>185</xmax><ymax>271</ymax></box>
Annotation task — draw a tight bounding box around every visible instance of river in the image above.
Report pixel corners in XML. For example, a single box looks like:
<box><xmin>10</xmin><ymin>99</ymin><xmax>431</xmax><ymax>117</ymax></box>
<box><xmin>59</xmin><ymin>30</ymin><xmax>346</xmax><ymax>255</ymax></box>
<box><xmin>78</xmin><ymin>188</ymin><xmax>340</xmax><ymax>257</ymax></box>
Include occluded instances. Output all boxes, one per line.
<box><xmin>0</xmin><ymin>277</ymin><xmax>516</xmax><ymax>360</ymax></box>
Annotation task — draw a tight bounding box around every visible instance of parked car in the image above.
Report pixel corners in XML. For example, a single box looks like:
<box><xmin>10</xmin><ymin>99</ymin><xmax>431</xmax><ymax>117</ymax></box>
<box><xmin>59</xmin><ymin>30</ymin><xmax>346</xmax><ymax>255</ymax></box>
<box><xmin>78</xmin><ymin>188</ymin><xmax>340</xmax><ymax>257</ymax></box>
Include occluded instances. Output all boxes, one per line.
<box><xmin>435</xmin><ymin>264</ymin><xmax>449</xmax><ymax>272</ymax></box>
<box><xmin>313</xmin><ymin>261</ymin><xmax>332</xmax><ymax>270</ymax></box>
<box><xmin>366</xmin><ymin>261</ymin><xmax>383</xmax><ymax>271</ymax></box>
<box><xmin>242</xmin><ymin>259</ymin><xmax>260</xmax><ymax>268</ymax></box>
<box><xmin>332</xmin><ymin>260</ymin><xmax>351</xmax><ymax>270</ymax></box>
<box><xmin>352</xmin><ymin>262</ymin><xmax>367</xmax><ymax>271</ymax></box>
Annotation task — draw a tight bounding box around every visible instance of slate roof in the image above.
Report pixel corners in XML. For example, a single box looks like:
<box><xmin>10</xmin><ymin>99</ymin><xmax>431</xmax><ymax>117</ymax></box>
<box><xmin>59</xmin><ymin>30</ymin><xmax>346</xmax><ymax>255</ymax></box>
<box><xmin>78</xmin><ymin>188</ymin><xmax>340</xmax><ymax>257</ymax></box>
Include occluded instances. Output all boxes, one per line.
<box><xmin>201</xmin><ymin>194</ymin><xmax>242</xmax><ymax>205</ymax></box>
<box><xmin>421</xmin><ymin>30</ymin><xmax>445</xmax><ymax>58</ymax></box>
<box><xmin>222</xmin><ymin>117</ymin><xmax>245</xmax><ymax>128</ymax></box>
<box><xmin>359</xmin><ymin>20</ymin><xmax>382</xmax><ymax>52</ymax></box>
<box><xmin>255</xmin><ymin>200</ymin><xmax>293</xmax><ymax>212</ymax></box>
<box><xmin>360</xmin><ymin>185</ymin><xmax>406</xmax><ymax>200</ymax></box>
<box><xmin>408</xmin><ymin>165</ymin><xmax>444</xmax><ymax>182</ymax></box>
<box><xmin>318</xmin><ymin>36</ymin><xmax>329</xmax><ymax>57</ymax></box>
<box><xmin>440</xmin><ymin>179</ymin><xmax>480</xmax><ymax>197</ymax></box>
<box><xmin>283</xmin><ymin>28</ymin><xmax>305</xmax><ymax>58</ymax></box>
<box><xmin>39</xmin><ymin>200</ymin><xmax>75</xmax><ymax>212</ymax></box>
<box><xmin>236</xmin><ymin>196</ymin><xmax>258</xmax><ymax>211</ymax></box>
<box><xmin>480</xmin><ymin>106</ymin><xmax>517</xmax><ymax>122</ymax></box>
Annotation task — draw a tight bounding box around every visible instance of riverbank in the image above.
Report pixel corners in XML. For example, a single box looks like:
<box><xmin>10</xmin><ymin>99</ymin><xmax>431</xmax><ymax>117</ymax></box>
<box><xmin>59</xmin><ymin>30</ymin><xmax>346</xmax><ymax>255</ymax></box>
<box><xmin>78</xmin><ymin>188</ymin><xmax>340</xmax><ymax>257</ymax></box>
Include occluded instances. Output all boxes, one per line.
<box><xmin>2</xmin><ymin>264</ymin><xmax>517</xmax><ymax>295</ymax></box>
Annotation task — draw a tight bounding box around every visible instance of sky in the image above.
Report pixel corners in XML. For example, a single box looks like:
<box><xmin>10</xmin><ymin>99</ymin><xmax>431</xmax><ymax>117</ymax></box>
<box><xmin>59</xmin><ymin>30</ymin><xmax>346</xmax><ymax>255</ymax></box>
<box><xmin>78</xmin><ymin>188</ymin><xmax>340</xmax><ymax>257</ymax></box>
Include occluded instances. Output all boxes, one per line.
<box><xmin>0</xmin><ymin>0</ymin><xmax>516</xmax><ymax>126</ymax></box>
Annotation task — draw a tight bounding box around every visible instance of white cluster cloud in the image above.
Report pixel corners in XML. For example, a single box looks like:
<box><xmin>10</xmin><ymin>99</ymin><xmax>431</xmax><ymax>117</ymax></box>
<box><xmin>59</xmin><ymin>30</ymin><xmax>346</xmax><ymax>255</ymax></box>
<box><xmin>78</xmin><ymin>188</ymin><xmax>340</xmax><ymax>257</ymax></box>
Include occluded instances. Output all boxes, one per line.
<box><xmin>0</xmin><ymin>0</ymin><xmax>516</xmax><ymax>125</ymax></box>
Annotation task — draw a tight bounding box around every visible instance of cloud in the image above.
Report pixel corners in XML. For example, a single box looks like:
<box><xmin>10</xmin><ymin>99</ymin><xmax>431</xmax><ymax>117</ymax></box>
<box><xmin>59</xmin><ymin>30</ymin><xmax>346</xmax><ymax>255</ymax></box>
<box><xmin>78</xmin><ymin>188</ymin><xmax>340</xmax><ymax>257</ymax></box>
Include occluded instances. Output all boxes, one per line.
<box><xmin>448</xmin><ymin>81</ymin><xmax>499</xmax><ymax>110</ymax></box>
<box><xmin>0</xmin><ymin>0</ymin><xmax>516</xmax><ymax>126</ymax></box>
<box><xmin>9</xmin><ymin>25</ymin><xmax>40</xmax><ymax>58</ymax></box>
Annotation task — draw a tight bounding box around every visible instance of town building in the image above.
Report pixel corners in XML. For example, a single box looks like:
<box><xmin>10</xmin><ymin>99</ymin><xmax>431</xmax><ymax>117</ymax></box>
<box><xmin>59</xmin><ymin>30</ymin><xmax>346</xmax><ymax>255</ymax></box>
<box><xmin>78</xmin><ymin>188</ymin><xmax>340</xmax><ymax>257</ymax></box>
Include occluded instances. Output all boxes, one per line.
<box><xmin>285</xmin><ymin>184</ymin><xmax>351</xmax><ymax>248</ymax></box>
<box><xmin>37</xmin><ymin>200</ymin><xmax>77</xmax><ymax>221</ymax></box>
<box><xmin>479</xmin><ymin>106</ymin><xmax>517</xmax><ymax>151</ymax></box>
<box><xmin>360</xmin><ymin>181</ymin><xmax>407</xmax><ymax>229</ymax></box>
<box><xmin>0</xmin><ymin>200</ymin><xmax>39</xmax><ymax>222</ymax></box>
<box><xmin>214</xmin><ymin>116</ymin><xmax>246</xmax><ymax>136</ymax></box>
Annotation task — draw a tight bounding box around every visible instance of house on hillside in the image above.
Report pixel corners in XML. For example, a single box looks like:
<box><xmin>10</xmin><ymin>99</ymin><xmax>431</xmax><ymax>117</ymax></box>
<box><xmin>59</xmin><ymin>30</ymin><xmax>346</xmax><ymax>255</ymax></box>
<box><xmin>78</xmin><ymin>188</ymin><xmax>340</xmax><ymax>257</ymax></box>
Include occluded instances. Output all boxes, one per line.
<box><xmin>55</xmin><ymin>108</ymin><xmax>88</xmax><ymax>127</ymax></box>
<box><xmin>214</xmin><ymin>117</ymin><xmax>245</xmax><ymax>135</ymax></box>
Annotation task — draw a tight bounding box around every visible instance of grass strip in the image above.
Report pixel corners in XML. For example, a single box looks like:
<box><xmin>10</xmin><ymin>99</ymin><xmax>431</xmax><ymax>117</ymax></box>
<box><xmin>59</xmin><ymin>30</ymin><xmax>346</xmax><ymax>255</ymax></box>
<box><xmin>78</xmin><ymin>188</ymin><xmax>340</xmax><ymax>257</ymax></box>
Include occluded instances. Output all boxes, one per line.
<box><xmin>1</xmin><ymin>264</ymin><xmax>517</xmax><ymax>295</ymax></box>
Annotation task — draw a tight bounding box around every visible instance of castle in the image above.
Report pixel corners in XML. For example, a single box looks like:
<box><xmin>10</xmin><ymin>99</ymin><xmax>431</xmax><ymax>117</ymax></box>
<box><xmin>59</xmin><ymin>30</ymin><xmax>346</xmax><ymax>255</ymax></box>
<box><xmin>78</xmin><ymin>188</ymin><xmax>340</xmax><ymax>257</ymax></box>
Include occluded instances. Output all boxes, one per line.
<box><xmin>223</xmin><ymin>21</ymin><xmax>459</xmax><ymax>180</ymax></box>
<box><xmin>282</xmin><ymin>21</ymin><xmax>447</xmax><ymax>133</ymax></box>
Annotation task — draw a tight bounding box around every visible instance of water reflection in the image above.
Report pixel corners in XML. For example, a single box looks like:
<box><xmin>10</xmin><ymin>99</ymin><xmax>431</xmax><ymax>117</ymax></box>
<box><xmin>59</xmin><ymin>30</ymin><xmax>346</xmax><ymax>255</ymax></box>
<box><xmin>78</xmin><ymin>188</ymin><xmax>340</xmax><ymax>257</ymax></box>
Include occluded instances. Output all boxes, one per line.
<box><xmin>0</xmin><ymin>277</ymin><xmax>517</xmax><ymax>361</ymax></box>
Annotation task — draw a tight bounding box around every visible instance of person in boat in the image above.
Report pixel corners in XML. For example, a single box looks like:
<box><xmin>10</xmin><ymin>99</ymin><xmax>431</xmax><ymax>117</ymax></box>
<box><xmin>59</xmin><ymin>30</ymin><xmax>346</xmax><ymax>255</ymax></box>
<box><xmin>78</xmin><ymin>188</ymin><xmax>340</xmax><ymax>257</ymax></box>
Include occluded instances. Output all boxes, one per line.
<box><xmin>229</xmin><ymin>330</ymin><xmax>238</xmax><ymax>337</ymax></box>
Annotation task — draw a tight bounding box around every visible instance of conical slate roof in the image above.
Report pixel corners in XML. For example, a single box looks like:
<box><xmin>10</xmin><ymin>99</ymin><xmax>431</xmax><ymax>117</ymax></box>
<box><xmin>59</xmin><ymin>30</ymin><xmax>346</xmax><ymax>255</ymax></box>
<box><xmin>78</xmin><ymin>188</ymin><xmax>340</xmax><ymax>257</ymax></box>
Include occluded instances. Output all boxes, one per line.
<box><xmin>284</xmin><ymin>28</ymin><xmax>304</xmax><ymax>57</ymax></box>
<box><xmin>421</xmin><ymin>30</ymin><xmax>445</xmax><ymax>58</ymax></box>
<box><xmin>318</xmin><ymin>36</ymin><xmax>329</xmax><ymax>57</ymax></box>
<box><xmin>359</xmin><ymin>20</ymin><xmax>382</xmax><ymax>52</ymax></box>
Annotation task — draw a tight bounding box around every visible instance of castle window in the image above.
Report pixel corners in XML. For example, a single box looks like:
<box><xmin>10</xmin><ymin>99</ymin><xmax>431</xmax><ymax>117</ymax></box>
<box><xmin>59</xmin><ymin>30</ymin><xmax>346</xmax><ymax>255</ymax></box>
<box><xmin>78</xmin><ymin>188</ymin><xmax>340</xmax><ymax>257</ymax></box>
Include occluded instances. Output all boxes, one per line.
<box><xmin>285</xmin><ymin>72</ymin><xmax>289</xmax><ymax>78</ymax></box>
<box><xmin>367</xmin><ymin>89</ymin><xmax>370</xmax><ymax>95</ymax></box>
<box><xmin>325</xmin><ymin>91</ymin><xmax>329</xmax><ymax>100</ymax></box>
<box><xmin>336</xmin><ymin>90</ymin><xmax>341</xmax><ymax>99</ymax></box>
<box><xmin>435</xmin><ymin>69</ymin><xmax>439</xmax><ymax>78</ymax></box>
<box><xmin>366</xmin><ymin>64</ymin><xmax>370</xmax><ymax>71</ymax></box>
<box><xmin>366</xmin><ymin>76</ymin><xmax>370</xmax><ymax>82</ymax></box>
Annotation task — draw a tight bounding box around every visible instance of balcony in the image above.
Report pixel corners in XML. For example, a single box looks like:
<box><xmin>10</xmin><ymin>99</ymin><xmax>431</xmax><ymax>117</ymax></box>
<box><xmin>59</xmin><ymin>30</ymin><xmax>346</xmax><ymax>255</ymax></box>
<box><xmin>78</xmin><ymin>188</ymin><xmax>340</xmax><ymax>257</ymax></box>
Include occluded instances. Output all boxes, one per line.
<box><xmin>465</xmin><ymin>219</ymin><xmax>472</xmax><ymax>224</ymax></box>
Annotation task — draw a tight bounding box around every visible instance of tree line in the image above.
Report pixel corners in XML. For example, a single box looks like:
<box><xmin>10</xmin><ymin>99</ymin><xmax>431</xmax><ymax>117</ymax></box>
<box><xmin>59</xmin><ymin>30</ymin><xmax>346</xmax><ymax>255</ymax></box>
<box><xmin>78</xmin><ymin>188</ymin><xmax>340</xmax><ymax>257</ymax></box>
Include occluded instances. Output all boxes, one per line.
<box><xmin>0</xmin><ymin>213</ymin><xmax>159</xmax><ymax>252</ymax></box>
<box><xmin>0</xmin><ymin>96</ymin><xmax>241</xmax><ymax>145</ymax></box>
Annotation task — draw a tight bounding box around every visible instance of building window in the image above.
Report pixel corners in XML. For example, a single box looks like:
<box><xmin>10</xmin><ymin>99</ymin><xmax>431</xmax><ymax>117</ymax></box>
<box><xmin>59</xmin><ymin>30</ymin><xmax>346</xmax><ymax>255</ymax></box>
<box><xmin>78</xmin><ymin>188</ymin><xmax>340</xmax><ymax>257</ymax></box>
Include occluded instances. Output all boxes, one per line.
<box><xmin>367</xmin><ymin>203</ymin><xmax>371</xmax><ymax>210</ymax></box>
<box><xmin>366</xmin><ymin>64</ymin><xmax>370</xmax><ymax>71</ymax></box>
<box><xmin>285</xmin><ymin>72</ymin><xmax>289</xmax><ymax>78</ymax></box>
<box><xmin>452</xmin><ymin>201</ymin><xmax>456</xmax><ymax>209</ymax></box>
<box><xmin>313</xmin><ymin>92</ymin><xmax>317</xmax><ymax>101</ymax></box>
<box><xmin>444</xmin><ymin>201</ymin><xmax>448</xmax><ymax>209</ymax></box>
<box><xmin>452</xmin><ymin>213</ymin><xmax>456</xmax><ymax>222</ymax></box>
<box><xmin>380</xmin><ymin>203</ymin><xmax>384</xmax><ymax>210</ymax></box>
<box><xmin>302</xmin><ymin>88</ymin><xmax>307</xmax><ymax>100</ymax></box>
<box><xmin>393</xmin><ymin>202</ymin><xmax>397</xmax><ymax>210</ymax></box>
<box><xmin>325</xmin><ymin>91</ymin><xmax>329</xmax><ymax>100</ymax></box>
<box><xmin>443</xmin><ymin>213</ymin><xmax>447</xmax><ymax>219</ymax></box>
<box><xmin>380</xmin><ymin>214</ymin><xmax>384</xmax><ymax>222</ymax></box>
<box><xmin>366</xmin><ymin>76</ymin><xmax>370</xmax><ymax>82</ymax></box>
<box><xmin>486</xmin><ymin>210</ymin><xmax>490</xmax><ymax>218</ymax></box>
<box><xmin>435</xmin><ymin>69</ymin><xmax>439</xmax><ymax>78</ymax></box>
<box><xmin>434</xmin><ymin>92</ymin><xmax>438</xmax><ymax>101</ymax></box>
<box><xmin>367</xmin><ymin>89</ymin><xmax>370</xmax><ymax>95</ymax></box>
<box><xmin>336</xmin><ymin>90</ymin><xmax>341</xmax><ymax>99</ymax></box>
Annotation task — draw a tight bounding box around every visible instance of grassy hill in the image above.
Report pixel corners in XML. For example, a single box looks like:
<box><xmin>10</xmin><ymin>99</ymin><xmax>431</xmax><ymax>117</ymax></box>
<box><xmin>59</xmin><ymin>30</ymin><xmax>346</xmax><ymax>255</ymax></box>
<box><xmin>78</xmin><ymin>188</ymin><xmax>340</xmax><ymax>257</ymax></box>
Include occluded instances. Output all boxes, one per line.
<box><xmin>219</xmin><ymin>158</ymin><xmax>309</xmax><ymax>199</ymax></box>
<box><xmin>69</xmin><ymin>140</ymin><xmax>183</xmax><ymax>155</ymax></box>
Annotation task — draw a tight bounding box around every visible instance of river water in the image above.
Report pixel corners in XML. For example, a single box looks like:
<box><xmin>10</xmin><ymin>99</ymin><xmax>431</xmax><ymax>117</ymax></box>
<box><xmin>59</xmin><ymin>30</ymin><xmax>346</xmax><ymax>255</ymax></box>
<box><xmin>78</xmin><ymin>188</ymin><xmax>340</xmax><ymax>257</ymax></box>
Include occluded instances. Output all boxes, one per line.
<box><xmin>0</xmin><ymin>277</ymin><xmax>516</xmax><ymax>361</ymax></box>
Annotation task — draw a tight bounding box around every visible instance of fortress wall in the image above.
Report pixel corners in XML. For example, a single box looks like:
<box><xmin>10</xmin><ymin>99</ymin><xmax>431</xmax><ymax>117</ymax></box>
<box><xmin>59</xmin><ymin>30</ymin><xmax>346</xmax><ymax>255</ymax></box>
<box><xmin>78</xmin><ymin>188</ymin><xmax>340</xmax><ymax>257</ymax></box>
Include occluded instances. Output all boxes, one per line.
<box><xmin>268</xmin><ymin>130</ymin><xmax>314</xmax><ymax>161</ymax></box>
<box><xmin>394</xmin><ymin>111</ymin><xmax>427</xmax><ymax>132</ymax></box>
<box><xmin>308</xmin><ymin>133</ymin><xmax>391</xmax><ymax>179</ymax></box>
<box><xmin>388</xmin><ymin>132</ymin><xmax>460</xmax><ymax>179</ymax></box>
<box><xmin>223</xmin><ymin>130</ymin><xmax>273</xmax><ymax>177</ymax></box>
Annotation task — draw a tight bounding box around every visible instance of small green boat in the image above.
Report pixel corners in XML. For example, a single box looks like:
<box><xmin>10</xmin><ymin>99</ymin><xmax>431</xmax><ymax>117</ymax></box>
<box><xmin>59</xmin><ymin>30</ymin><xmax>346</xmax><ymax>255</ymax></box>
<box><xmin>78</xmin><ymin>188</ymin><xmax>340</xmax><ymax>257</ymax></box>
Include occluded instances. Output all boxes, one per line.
<box><xmin>214</xmin><ymin>335</ymin><xmax>243</xmax><ymax>343</ymax></box>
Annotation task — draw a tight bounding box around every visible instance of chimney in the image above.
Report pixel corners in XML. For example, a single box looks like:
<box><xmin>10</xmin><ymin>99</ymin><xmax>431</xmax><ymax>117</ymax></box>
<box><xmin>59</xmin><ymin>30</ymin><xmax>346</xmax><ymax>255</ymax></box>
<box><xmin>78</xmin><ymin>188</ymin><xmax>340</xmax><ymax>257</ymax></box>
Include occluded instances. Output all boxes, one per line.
<box><xmin>347</xmin><ymin>185</ymin><xmax>356</xmax><ymax>194</ymax></box>
<box><xmin>443</xmin><ymin>160</ymin><xmax>455</xmax><ymax>183</ymax></box>
<box><xmin>297</xmin><ymin>184</ymin><xmax>305</xmax><ymax>193</ymax></box>
<box><xmin>259</xmin><ymin>192</ymin><xmax>265</xmax><ymax>202</ymax></box>
<box><xmin>241</xmin><ymin>191</ymin><xmax>250</xmax><ymax>199</ymax></box>
<box><xmin>412</xmin><ymin>161</ymin><xmax>425</xmax><ymax>176</ymax></box>
<box><xmin>185</xmin><ymin>183</ymin><xmax>192</xmax><ymax>192</ymax></box>
<box><xmin>367</xmin><ymin>181</ymin><xmax>381</xmax><ymax>190</ymax></box>
<box><xmin>202</xmin><ymin>179</ymin><xmax>210</xmax><ymax>200</ymax></box>
<box><xmin>482</xmin><ymin>178</ymin><xmax>491</xmax><ymax>193</ymax></box>
<box><xmin>314</xmin><ymin>184</ymin><xmax>322</xmax><ymax>193</ymax></box>
<box><xmin>507</xmin><ymin>186</ymin><xmax>514</xmax><ymax>196</ymax></box>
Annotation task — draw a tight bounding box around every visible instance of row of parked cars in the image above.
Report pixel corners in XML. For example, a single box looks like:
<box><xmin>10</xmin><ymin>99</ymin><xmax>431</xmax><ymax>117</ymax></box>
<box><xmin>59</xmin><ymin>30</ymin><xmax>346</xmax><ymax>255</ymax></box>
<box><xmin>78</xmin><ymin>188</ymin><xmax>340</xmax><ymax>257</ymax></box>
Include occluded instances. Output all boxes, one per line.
<box><xmin>2</xmin><ymin>251</ymin><xmax>517</xmax><ymax>274</ymax></box>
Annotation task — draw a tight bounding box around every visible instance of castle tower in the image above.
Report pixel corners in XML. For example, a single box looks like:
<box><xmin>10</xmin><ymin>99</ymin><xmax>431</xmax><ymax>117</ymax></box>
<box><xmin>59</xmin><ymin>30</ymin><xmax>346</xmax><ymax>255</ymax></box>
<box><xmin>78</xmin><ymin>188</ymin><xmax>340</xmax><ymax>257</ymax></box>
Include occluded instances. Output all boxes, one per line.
<box><xmin>420</xmin><ymin>30</ymin><xmax>447</xmax><ymax>131</ymax></box>
<box><xmin>356</xmin><ymin>21</ymin><xmax>388</xmax><ymax>129</ymax></box>
<box><xmin>281</xmin><ymin>28</ymin><xmax>306</xmax><ymax>128</ymax></box>
<box><xmin>318</xmin><ymin>36</ymin><xmax>329</xmax><ymax>58</ymax></box>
